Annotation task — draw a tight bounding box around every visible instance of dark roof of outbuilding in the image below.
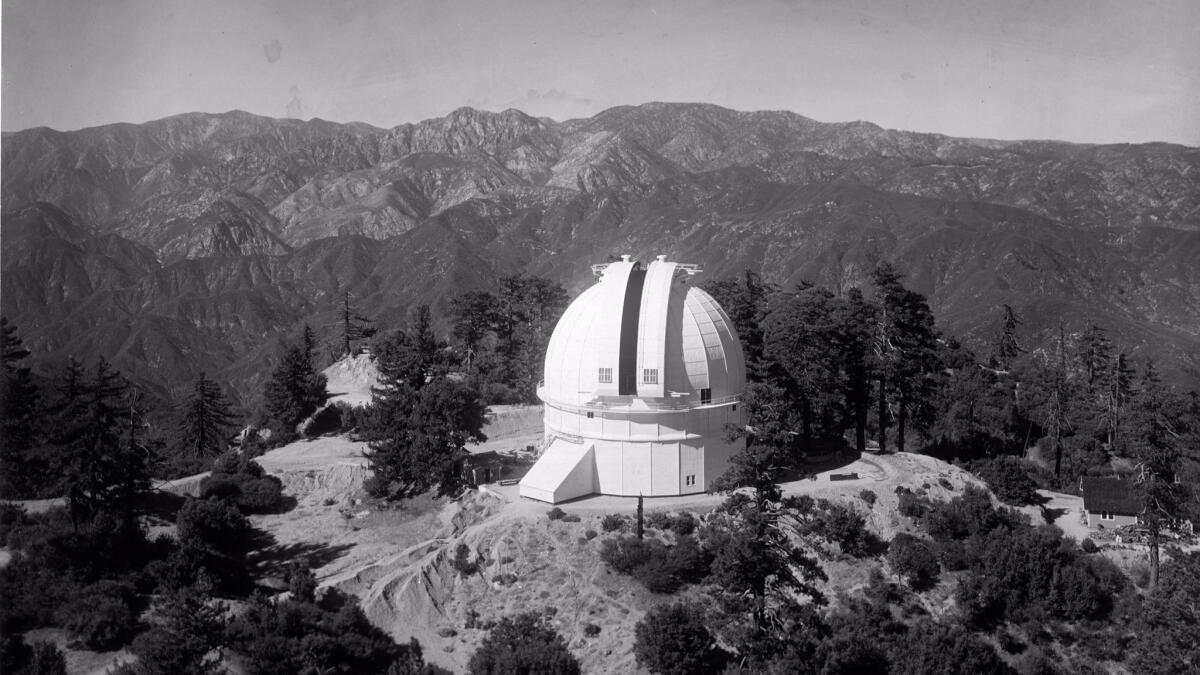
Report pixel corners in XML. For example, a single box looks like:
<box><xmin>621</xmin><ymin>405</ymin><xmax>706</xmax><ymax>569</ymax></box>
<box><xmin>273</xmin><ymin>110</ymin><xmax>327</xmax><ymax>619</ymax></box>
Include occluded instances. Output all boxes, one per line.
<box><xmin>1081</xmin><ymin>476</ymin><xmax>1141</xmax><ymax>515</ymax></box>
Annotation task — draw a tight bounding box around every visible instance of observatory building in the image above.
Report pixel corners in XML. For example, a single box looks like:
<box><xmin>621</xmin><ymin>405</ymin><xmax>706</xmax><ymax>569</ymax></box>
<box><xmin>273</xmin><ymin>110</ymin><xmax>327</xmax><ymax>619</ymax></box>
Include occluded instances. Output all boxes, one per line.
<box><xmin>518</xmin><ymin>255</ymin><xmax>746</xmax><ymax>503</ymax></box>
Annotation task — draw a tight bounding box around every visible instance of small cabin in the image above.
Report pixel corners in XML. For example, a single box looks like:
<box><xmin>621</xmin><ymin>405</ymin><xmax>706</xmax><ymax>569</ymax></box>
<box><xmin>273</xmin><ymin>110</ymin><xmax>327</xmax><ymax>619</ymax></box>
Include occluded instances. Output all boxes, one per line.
<box><xmin>1080</xmin><ymin>476</ymin><xmax>1141</xmax><ymax>529</ymax></box>
<box><xmin>462</xmin><ymin>451</ymin><xmax>504</xmax><ymax>487</ymax></box>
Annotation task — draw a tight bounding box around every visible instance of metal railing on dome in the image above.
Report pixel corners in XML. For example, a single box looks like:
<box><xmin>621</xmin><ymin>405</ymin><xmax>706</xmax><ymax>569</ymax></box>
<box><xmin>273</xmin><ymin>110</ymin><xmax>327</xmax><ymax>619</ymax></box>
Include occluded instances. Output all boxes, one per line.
<box><xmin>538</xmin><ymin>390</ymin><xmax>741</xmax><ymax>416</ymax></box>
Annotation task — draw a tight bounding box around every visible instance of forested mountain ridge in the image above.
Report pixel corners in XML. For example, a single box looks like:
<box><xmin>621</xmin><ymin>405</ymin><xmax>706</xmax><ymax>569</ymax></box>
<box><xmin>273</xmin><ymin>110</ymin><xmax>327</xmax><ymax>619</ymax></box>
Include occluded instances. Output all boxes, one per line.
<box><xmin>3</xmin><ymin>103</ymin><xmax>1198</xmax><ymax>400</ymax></box>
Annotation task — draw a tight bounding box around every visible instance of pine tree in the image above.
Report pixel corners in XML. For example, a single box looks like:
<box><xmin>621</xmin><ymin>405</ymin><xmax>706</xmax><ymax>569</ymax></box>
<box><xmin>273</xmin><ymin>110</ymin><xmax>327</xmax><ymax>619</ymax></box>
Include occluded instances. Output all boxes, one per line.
<box><xmin>703</xmin><ymin>271</ymin><xmax>777</xmax><ymax>382</ymax></box>
<box><xmin>126</xmin><ymin>583</ymin><xmax>228</xmax><ymax>675</ymax></box>
<box><xmin>337</xmin><ymin>292</ymin><xmax>376</xmax><ymax>357</ymax></box>
<box><xmin>174</xmin><ymin>373</ymin><xmax>237</xmax><ymax>460</ymax></box>
<box><xmin>1078</xmin><ymin>323</ymin><xmax>1112</xmax><ymax>386</ymax></box>
<box><xmin>871</xmin><ymin>263</ymin><xmax>939</xmax><ymax>453</ymax></box>
<box><xmin>364</xmin><ymin>378</ymin><xmax>488</xmax><ymax>499</ymax></box>
<box><xmin>1127</xmin><ymin>368</ymin><xmax>1191</xmax><ymax>588</ymax></box>
<box><xmin>263</xmin><ymin>326</ymin><xmax>328</xmax><ymax>439</ymax></box>
<box><xmin>0</xmin><ymin>317</ymin><xmax>41</xmax><ymax>498</ymax></box>
<box><xmin>52</xmin><ymin>358</ymin><xmax>149</xmax><ymax>526</ymax></box>
<box><xmin>989</xmin><ymin>304</ymin><xmax>1023</xmax><ymax>370</ymax></box>
<box><xmin>450</xmin><ymin>291</ymin><xmax>496</xmax><ymax>371</ymax></box>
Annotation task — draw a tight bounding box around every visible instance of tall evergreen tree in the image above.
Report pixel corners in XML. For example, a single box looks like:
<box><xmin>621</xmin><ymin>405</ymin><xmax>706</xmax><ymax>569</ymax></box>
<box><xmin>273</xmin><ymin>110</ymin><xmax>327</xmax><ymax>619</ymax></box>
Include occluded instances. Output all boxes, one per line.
<box><xmin>337</xmin><ymin>292</ymin><xmax>376</xmax><ymax>357</ymax></box>
<box><xmin>448</xmin><ymin>275</ymin><xmax>566</xmax><ymax>401</ymax></box>
<box><xmin>989</xmin><ymin>304</ymin><xmax>1023</xmax><ymax>370</ymax></box>
<box><xmin>703</xmin><ymin>271</ymin><xmax>777</xmax><ymax>382</ymax></box>
<box><xmin>173</xmin><ymin>373</ymin><xmax>237</xmax><ymax>460</ymax></box>
<box><xmin>365</xmin><ymin>323</ymin><xmax>487</xmax><ymax>500</ymax></box>
<box><xmin>450</xmin><ymin>291</ymin><xmax>496</xmax><ymax>371</ymax></box>
<box><xmin>53</xmin><ymin>358</ymin><xmax>149</xmax><ymax>526</ymax></box>
<box><xmin>1127</xmin><ymin>371</ymin><xmax>1192</xmax><ymax>588</ymax></box>
<box><xmin>835</xmin><ymin>289</ymin><xmax>878</xmax><ymax>455</ymax></box>
<box><xmin>263</xmin><ymin>325</ymin><xmax>328</xmax><ymax>439</ymax></box>
<box><xmin>0</xmin><ymin>317</ymin><xmax>41</xmax><ymax>498</ymax></box>
<box><xmin>1078</xmin><ymin>323</ymin><xmax>1112</xmax><ymax>386</ymax></box>
<box><xmin>872</xmin><ymin>263</ymin><xmax>939</xmax><ymax>453</ymax></box>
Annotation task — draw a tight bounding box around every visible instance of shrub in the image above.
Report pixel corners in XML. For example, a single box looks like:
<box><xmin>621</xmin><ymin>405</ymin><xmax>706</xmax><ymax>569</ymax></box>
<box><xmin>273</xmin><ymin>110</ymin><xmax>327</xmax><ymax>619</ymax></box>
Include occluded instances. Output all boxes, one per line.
<box><xmin>0</xmin><ymin>635</ymin><xmax>67</xmax><ymax>675</ymax></box>
<box><xmin>601</xmin><ymin>514</ymin><xmax>626</xmax><ymax>532</ymax></box>
<box><xmin>1080</xmin><ymin>538</ymin><xmax>1099</xmax><ymax>553</ymax></box>
<box><xmin>583</xmin><ymin>623</ymin><xmax>601</xmax><ymax>637</ymax></box>
<box><xmin>859</xmin><ymin>490</ymin><xmax>877</xmax><ymax>507</ymax></box>
<box><xmin>468</xmin><ymin>612</ymin><xmax>580</xmax><ymax>675</ymax></box>
<box><xmin>802</xmin><ymin>500</ymin><xmax>881</xmax><ymax>557</ymax></box>
<box><xmin>547</xmin><ymin>507</ymin><xmax>566</xmax><ymax>521</ymax></box>
<box><xmin>60</xmin><ymin>581</ymin><xmax>140</xmax><ymax>651</ymax></box>
<box><xmin>561</xmin><ymin>514</ymin><xmax>581</xmax><ymax>523</ymax></box>
<box><xmin>599</xmin><ymin>535</ymin><xmax>711</xmax><ymax>594</ymax></box>
<box><xmin>970</xmin><ymin>457</ymin><xmax>1041</xmax><ymax>505</ymax></box>
<box><xmin>451</xmin><ymin>543</ymin><xmax>479</xmax><ymax>576</ymax></box>
<box><xmin>895</xmin><ymin>487</ymin><xmax>928</xmax><ymax>518</ymax></box>
<box><xmin>199</xmin><ymin>452</ymin><xmax>286</xmax><ymax>514</ymax></box>
<box><xmin>172</xmin><ymin>497</ymin><xmax>252</xmax><ymax>593</ymax></box>
<box><xmin>888</xmin><ymin>534</ymin><xmax>940</xmax><ymax>590</ymax></box>
<box><xmin>227</xmin><ymin>588</ymin><xmax>436</xmax><ymax>675</ymax></box>
<box><xmin>669</xmin><ymin>513</ymin><xmax>696</xmax><ymax>537</ymax></box>
<box><xmin>584</xmin><ymin>530</ymin><xmax>598</xmax><ymax>540</ymax></box>
<box><xmin>646</xmin><ymin>512</ymin><xmax>671</xmax><ymax>530</ymax></box>
<box><xmin>634</xmin><ymin>602</ymin><xmax>725</xmax><ymax>675</ymax></box>
<box><xmin>493</xmin><ymin>573</ymin><xmax>518</xmax><ymax>586</ymax></box>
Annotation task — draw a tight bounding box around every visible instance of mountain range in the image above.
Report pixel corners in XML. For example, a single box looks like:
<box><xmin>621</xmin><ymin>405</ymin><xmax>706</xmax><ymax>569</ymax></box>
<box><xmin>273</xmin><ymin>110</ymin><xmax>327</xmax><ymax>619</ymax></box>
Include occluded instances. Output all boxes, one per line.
<box><xmin>2</xmin><ymin>102</ymin><xmax>1198</xmax><ymax>406</ymax></box>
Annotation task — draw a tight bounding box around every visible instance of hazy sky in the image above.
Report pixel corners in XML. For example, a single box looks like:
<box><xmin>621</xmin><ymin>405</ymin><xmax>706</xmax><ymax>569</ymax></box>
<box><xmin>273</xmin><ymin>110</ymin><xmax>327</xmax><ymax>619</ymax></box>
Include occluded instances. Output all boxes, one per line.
<box><xmin>3</xmin><ymin>0</ymin><xmax>1198</xmax><ymax>144</ymax></box>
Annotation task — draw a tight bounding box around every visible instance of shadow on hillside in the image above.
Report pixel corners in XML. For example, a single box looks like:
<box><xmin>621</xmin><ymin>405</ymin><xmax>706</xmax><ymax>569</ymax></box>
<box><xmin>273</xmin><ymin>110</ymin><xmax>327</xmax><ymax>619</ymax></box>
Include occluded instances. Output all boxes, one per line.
<box><xmin>776</xmin><ymin>440</ymin><xmax>862</xmax><ymax>483</ymax></box>
<box><xmin>140</xmin><ymin>490</ymin><xmax>187</xmax><ymax>525</ymax></box>
<box><xmin>1041</xmin><ymin>505</ymin><xmax>1069</xmax><ymax>524</ymax></box>
<box><xmin>248</xmin><ymin>531</ymin><xmax>355</xmax><ymax>577</ymax></box>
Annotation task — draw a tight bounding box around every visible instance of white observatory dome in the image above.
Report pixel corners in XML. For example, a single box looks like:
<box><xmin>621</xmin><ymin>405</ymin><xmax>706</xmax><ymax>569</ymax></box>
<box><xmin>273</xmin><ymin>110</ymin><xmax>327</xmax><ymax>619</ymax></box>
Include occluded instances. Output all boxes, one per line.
<box><xmin>519</xmin><ymin>255</ymin><xmax>747</xmax><ymax>503</ymax></box>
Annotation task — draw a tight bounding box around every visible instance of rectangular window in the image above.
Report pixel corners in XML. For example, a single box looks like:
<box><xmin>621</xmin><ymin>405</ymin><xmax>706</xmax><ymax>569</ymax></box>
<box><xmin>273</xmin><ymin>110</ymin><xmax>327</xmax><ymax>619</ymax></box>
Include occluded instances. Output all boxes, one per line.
<box><xmin>586</xmin><ymin>411</ymin><xmax>594</xmax><ymax>419</ymax></box>
<box><xmin>685</xmin><ymin>475</ymin><xmax>696</xmax><ymax>486</ymax></box>
<box><xmin>643</xmin><ymin>368</ymin><xmax>658</xmax><ymax>384</ymax></box>
<box><xmin>598</xmin><ymin>367</ymin><xmax>613</xmax><ymax>384</ymax></box>
<box><xmin>1101</xmin><ymin>512</ymin><xmax>1114</xmax><ymax>520</ymax></box>
<box><xmin>700</xmin><ymin>388</ymin><xmax>712</xmax><ymax>404</ymax></box>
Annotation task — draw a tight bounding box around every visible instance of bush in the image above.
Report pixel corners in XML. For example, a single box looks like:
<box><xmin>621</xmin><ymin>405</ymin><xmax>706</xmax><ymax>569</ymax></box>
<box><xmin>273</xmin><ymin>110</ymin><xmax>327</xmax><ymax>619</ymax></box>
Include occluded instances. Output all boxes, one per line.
<box><xmin>468</xmin><ymin>612</ymin><xmax>580</xmax><ymax>675</ymax></box>
<box><xmin>895</xmin><ymin>487</ymin><xmax>928</xmax><ymax>518</ymax></box>
<box><xmin>547</xmin><ymin>507</ymin><xmax>566</xmax><ymax>521</ymax></box>
<box><xmin>802</xmin><ymin>500</ymin><xmax>881</xmax><ymax>557</ymax></box>
<box><xmin>584</xmin><ymin>530</ymin><xmax>598</xmax><ymax>540</ymax></box>
<box><xmin>226</xmin><ymin>588</ymin><xmax>436</xmax><ymax>675</ymax></box>
<box><xmin>583</xmin><ymin>623</ymin><xmax>601</xmax><ymax>637</ymax></box>
<box><xmin>669</xmin><ymin>513</ymin><xmax>696</xmax><ymax>537</ymax></box>
<box><xmin>1080</xmin><ymin>538</ymin><xmax>1099</xmax><ymax>553</ymax></box>
<box><xmin>171</xmin><ymin>497</ymin><xmax>252</xmax><ymax>593</ymax></box>
<box><xmin>561</xmin><ymin>514</ymin><xmax>581</xmax><ymax>523</ymax></box>
<box><xmin>646</xmin><ymin>512</ymin><xmax>671</xmax><ymax>530</ymax></box>
<box><xmin>0</xmin><ymin>635</ymin><xmax>67</xmax><ymax>675</ymax></box>
<box><xmin>970</xmin><ymin>457</ymin><xmax>1041</xmax><ymax>505</ymax></box>
<box><xmin>60</xmin><ymin>581</ymin><xmax>140</xmax><ymax>650</ymax></box>
<box><xmin>634</xmin><ymin>602</ymin><xmax>725</xmax><ymax>675</ymax></box>
<box><xmin>451</xmin><ymin>543</ymin><xmax>479</xmax><ymax>576</ymax></box>
<box><xmin>599</xmin><ymin>535</ymin><xmax>711</xmax><ymax>594</ymax></box>
<box><xmin>888</xmin><ymin>534</ymin><xmax>940</xmax><ymax>590</ymax></box>
<box><xmin>601</xmin><ymin>514</ymin><xmax>626</xmax><ymax>532</ymax></box>
<box><xmin>859</xmin><ymin>490</ymin><xmax>877</xmax><ymax>507</ymax></box>
<box><xmin>199</xmin><ymin>452</ymin><xmax>286</xmax><ymax>514</ymax></box>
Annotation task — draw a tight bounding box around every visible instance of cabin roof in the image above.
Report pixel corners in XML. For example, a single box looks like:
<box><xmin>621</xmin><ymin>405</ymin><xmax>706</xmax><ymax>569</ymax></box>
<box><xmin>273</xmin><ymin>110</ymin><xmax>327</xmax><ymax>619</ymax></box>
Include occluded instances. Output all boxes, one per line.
<box><xmin>1081</xmin><ymin>476</ymin><xmax>1141</xmax><ymax>515</ymax></box>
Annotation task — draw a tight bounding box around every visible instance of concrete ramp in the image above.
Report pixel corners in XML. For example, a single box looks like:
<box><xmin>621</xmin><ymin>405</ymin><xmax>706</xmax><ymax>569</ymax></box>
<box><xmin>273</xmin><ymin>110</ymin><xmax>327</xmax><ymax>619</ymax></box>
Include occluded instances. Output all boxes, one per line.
<box><xmin>519</xmin><ymin>438</ymin><xmax>597</xmax><ymax>503</ymax></box>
